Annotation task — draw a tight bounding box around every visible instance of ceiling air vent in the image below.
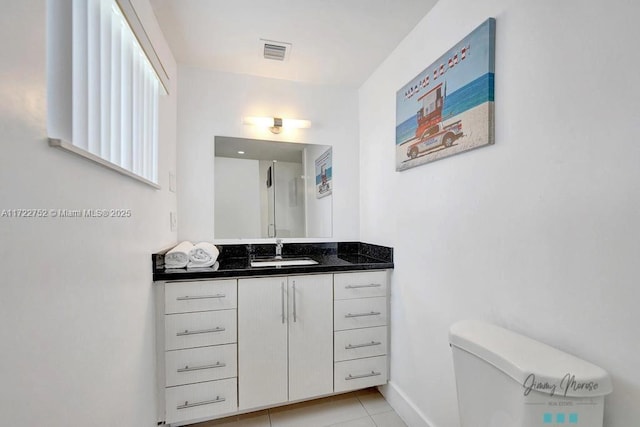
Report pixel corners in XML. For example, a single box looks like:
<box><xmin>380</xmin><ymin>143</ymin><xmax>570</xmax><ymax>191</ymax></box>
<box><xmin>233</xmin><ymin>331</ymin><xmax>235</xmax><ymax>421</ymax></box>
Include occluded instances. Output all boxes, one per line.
<box><xmin>264</xmin><ymin>43</ymin><xmax>286</xmax><ymax>60</ymax></box>
<box><xmin>260</xmin><ymin>39</ymin><xmax>292</xmax><ymax>61</ymax></box>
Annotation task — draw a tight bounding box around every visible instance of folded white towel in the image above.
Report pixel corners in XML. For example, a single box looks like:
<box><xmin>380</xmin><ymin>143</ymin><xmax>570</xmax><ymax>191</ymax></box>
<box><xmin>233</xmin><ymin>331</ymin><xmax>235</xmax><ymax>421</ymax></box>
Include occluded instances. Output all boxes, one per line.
<box><xmin>187</xmin><ymin>242</ymin><xmax>220</xmax><ymax>268</ymax></box>
<box><xmin>165</xmin><ymin>241</ymin><xmax>194</xmax><ymax>269</ymax></box>
<box><xmin>187</xmin><ymin>261</ymin><xmax>220</xmax><ymax>271</ymax></box>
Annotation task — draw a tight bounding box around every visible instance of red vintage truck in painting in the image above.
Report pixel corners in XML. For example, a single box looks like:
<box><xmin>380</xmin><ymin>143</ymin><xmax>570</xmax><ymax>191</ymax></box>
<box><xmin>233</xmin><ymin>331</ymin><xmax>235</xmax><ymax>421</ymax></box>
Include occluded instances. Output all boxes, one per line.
<box><xmin>406</xmin><ymin>120</ymin><xmax>463</xmax><ymax>159</ymax></box>
<box><xmin>406</xmin><ymin>82</ymin><xmax>463</xmax><ymax>159</ymax></box>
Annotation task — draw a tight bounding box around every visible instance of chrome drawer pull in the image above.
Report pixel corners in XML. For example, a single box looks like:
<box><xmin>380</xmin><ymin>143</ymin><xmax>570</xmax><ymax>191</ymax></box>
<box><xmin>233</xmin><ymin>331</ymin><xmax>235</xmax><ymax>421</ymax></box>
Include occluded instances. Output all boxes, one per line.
<box><xmin>176</xmin><ymin>294</ymin><xmax>226</xmax><ymax>301</ymax></box>
<box><xmin>346</xmin><ymin>341</ymin><xmax>382</xmax><ymax>350</ymax></box>
<box><xmin>345</xmin><ymin>284</ymin><xmax>382</xmax><ymax>289</ymax></box>
<box><xmin>292</xmin><ymin>281</ymin><xmax>297</xmax><ymax>323</ymax></box>
<box><xmin>177</xmin><ymin>361</ymin><xmax>226</xmax><ymax>373</ymax></box>
<box><xmin>177</xmin><ymin>327</ymin><xmax>225</xmax><ymax>336</ymax></box>
<box><xmin>177</xmin><ymin>396</ymin><xmax>225</xmax><ymax>410</ymax></box>
<box><xmin>281</xmin><ymin>282</ymin><xmax>285</xmax><ymax>324</ymax></box>
<box><xmin>345</xmin><ymin>371</ymin><xmax>381</xmax><ymax>381</ymax></box>
<box><xmin>345</xmin><ymin>311</ymin><xmax>381</xmax><ymax>318</ymax></box>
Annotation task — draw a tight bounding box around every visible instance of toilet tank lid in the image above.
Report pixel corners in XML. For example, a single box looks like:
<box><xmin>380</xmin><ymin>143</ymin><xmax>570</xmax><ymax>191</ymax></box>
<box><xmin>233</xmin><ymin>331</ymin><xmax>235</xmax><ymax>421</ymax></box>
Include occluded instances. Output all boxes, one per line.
<box><xmin>449</xmin><ymin>320</ymin><xmax>612</xmax><ymax>397</ymax></box>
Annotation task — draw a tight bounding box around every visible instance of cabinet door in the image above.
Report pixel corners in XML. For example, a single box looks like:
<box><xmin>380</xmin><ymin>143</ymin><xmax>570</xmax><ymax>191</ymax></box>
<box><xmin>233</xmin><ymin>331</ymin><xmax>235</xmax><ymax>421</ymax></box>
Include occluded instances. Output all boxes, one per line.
<box><xmin>334</xmin><ymin>355</ymin><xmax>388</xmax><ymax>393</ymax></box>
<box><xmin>334</xmin><ymin>271</ymin><xmax>387</xmax><ymax>300</ymax></box>
<box><xmin>165</xmin><ymin>310</ymin><xmax>237</xmax><ymax>350</ymax></box>
<box><xmin>288</xmin><ymin>274</ymin><xmax>334</xmax><ymax>401</ymax></box>
<box><xmin>165</xmin><ymin>279</ymin><xmax>237</xmax><ymax>314</ymax></box>
<box><xmin>165</xmin><ymin>344</ymin><xmax>237</xmax><ymax>387</ymax></box>
<box><xmin>334</xmin><ymin>297</ymin><xmax>387</xmax><ymax>331</ymax></box>
<box><xmin>165</xmin><ymin>378</ymin><xmax>237</xmax><ymax>425</ymax></box>
<box><xmin>238</xmin><ymin>277</ymin><xmax>288</xmax><ymax>410</ymax></box>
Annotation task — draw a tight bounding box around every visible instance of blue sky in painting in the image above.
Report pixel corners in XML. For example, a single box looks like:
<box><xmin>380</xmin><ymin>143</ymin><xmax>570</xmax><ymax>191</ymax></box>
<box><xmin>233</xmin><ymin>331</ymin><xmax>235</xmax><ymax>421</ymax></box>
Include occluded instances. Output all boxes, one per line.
<box><xmin>396</xmin><ymin>18</ymin><xmax>495</xmax><ymax>124</ymax></box>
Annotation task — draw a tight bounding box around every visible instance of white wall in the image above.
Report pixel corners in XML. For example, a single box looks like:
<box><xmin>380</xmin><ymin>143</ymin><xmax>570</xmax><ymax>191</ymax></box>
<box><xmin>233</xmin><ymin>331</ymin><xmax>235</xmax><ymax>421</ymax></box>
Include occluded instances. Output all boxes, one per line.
<box><xmin>177</xmin><ymin>66</ymin><xmax>359</xmax><ymax>243</ymax></box>
<box><xmin>0</xmin><ymin>1</ymin><xmax>177</xmax><ymax>426</ymax></box>
<box><xmin>359</xmin><ymin>0</ymin><xmax>640</xmax><ymax>426</ymax></box>
<box><xmin>214</xmin><ymin>157</ymin><xmax>261</xmax><ymax>238</ymax></box>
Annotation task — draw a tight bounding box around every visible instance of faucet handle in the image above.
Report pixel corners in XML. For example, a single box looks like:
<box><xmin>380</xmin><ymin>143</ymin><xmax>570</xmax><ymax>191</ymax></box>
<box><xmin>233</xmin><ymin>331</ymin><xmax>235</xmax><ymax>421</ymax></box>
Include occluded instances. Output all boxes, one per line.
<box><xmin>275</xmin><ymin>239</ymin><xmax>283</xmax><ymax>259</ymax></box>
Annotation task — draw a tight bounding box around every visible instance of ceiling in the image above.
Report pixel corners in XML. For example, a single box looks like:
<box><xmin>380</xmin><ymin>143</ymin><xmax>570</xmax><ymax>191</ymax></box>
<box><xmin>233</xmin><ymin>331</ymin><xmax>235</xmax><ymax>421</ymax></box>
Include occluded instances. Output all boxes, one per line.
<box><xmin>149</xmin><ymin>0</ymin><xmax>439</xmax><ymax>87</ymax></box>
<box><xmin>215</xmin><ymin>136</ymin><xmax>305</xmax><ymax>163</ymax></box>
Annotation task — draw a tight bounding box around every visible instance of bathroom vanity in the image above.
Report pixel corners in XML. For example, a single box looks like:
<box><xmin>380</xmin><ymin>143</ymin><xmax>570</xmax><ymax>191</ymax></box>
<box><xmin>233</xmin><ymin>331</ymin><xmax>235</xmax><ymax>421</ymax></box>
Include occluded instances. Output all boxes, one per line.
<box><xmin>152</xmin><ymin>242</ymin><xmax>393</xmax><ymax>426</ymax></box>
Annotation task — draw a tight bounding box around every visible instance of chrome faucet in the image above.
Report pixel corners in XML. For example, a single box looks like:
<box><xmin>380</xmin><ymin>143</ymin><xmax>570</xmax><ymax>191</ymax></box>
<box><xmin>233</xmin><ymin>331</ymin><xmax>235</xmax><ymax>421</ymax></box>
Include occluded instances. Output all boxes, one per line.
<box><xmin>275</xmin><ymin>239</ymin><xmax>283</xmax><ymax>260</ymax></box>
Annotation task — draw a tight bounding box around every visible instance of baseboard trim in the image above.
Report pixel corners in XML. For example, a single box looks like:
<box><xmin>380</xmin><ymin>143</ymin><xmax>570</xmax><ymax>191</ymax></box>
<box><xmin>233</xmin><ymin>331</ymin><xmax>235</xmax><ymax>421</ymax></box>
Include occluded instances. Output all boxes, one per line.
<box><xmin>377</xmin><ymin>381</ymin><xmax>437</xmax><ymax>427</ymax></box>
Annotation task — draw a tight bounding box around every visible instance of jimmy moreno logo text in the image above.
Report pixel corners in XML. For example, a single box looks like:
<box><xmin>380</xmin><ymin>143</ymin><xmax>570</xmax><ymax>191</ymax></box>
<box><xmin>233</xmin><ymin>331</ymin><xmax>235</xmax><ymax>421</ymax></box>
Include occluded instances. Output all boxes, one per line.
<box><xmin>523</xmin><ymin>373</ymin><xmax>599</xmax><ymax>397</ymax></box>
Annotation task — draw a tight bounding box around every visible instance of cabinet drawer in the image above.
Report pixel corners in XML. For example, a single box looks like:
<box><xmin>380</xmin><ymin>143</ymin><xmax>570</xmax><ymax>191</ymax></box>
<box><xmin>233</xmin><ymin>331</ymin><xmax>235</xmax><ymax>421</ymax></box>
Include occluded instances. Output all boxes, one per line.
<box><xmin>165</xmin><ymin>344</ymin><xmax>237</xmax><ymax>387</ymax></box>
<box><xmin>334</xmin><ymin>271</ymin><xmax>387</xmax><ymax>300</ymax></box>
<box><xmin>334</xmin><ymin>356</ymin><xmax>388</xmax><ymax>392</ymax></box>
<box><xmin>165</xmin><ymin>378</ymin><xmax>237</xmax><ymax>425</ymax></box>
<box><xmin>334</xmin><ymin>297</ymin><xmax>387</xmax><ymax>331</ymax></box>
<box><xmin>334</xmin><ymin>326</ymin><xmax>387</xmax><ymax>362</ymax></box>
<box><xmin>165</xmin><ymin>310</ymin><xmax>237</xmax><ymax>351</ymax></box>
<box><xmin>165</xmin><ymin>280</ymin><xmax>237</xmax><ymax>314</ymax></box>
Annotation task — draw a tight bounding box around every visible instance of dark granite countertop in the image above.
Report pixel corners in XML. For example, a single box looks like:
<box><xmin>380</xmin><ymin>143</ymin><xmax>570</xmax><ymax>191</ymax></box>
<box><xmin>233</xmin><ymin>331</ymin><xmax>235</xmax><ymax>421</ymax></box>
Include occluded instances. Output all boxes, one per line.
<box><xmin>152</xmin><ymin>242</ymin><xmax>393</xmax><ymax>282</ymax></box>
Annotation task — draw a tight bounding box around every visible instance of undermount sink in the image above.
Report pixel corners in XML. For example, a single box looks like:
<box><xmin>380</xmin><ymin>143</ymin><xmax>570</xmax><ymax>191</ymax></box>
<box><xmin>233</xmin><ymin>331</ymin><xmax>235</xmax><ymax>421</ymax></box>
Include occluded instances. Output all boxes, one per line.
<box><xmin>250</xmin><ymin>256</ymin><xmax>319</xmax><ymax>268</ymax></box>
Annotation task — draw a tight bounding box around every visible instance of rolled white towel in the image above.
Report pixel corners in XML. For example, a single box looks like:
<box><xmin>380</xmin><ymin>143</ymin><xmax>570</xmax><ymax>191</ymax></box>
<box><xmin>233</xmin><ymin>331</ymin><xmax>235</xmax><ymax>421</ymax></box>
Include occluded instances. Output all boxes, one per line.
<box><xmin>187</xmin><ymin>261</ymin><xmax>220</xmax><ymax>271</ymax></box>
<box><xmin>165</xmin><ymin>241</ymin><xmax>194</xmax><ymax>269</ymax></box>
<box><xmin>187</xmin><ymin>242</ymin><xmax>220</xmax><ymax>268</ymax></box>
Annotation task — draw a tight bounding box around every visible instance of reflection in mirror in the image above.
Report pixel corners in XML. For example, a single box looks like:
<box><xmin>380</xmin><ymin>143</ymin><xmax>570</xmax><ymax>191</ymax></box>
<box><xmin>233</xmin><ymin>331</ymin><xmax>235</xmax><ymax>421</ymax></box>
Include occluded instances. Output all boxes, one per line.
<box><xmin>214</xmin><ymin>136</ymin><xmax>332</xmax><ymax>239</ymax></box>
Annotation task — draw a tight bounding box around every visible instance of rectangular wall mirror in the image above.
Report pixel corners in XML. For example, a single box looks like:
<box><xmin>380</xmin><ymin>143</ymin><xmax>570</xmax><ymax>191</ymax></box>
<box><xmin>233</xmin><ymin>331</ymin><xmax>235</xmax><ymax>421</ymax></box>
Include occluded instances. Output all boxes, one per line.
<box><xmin>214</xmin><ymin>136</ymin><xmax>332</xmax><ymax>239</ymax></box>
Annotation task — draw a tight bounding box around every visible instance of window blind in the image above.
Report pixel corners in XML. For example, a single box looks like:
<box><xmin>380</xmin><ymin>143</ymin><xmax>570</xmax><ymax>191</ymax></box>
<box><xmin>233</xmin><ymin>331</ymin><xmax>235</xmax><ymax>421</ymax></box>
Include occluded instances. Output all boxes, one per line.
<box><xmin>47</xmin><ymin>0</ymin><xmax>164</xmax><ymax>187</ymax></box>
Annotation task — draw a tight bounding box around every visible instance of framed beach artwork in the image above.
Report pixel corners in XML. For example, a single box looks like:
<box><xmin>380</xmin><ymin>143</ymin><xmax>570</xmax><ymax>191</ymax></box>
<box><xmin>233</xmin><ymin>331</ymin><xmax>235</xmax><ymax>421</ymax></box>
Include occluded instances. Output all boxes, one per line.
<box><xmin>396</xmin><ymin>18</ymin><xmax>496</xmax><ymax>171</ymax></box>
<box><xmin>315</xmin><ymin>148</ymin><xmax>332</xmax><ymax>198</ymax></box>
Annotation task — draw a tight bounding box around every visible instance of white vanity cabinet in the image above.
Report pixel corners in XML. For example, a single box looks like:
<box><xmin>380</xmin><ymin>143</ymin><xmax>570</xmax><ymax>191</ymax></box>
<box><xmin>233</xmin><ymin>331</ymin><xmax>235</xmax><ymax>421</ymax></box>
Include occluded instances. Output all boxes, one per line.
<box><xmin>333</xmin><ymin>271</ymin><xmax>389</xmax><ymax>392</ymax></box>
<box><xmin>156</xmin><ymin>269</ymin><xmax>390</xmax><ymax>425</ymax></box>
<box><xmin>238</xmin><ymin>274</ymin><xmax>334</xmax><ymax>410</ymax></box>
<box><xmin>158</xmin><ymin>279</ymin><xmax>238</xmax><ymax>426</ymax></box>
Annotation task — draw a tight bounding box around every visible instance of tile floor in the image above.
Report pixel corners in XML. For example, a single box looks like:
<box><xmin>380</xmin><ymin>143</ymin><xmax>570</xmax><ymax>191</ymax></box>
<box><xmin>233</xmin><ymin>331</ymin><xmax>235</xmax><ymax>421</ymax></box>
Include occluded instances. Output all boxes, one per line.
<box><xmin>191</xmin><ymin>388</ymin><xmax>407</xmax><ymax>427</ymax></box>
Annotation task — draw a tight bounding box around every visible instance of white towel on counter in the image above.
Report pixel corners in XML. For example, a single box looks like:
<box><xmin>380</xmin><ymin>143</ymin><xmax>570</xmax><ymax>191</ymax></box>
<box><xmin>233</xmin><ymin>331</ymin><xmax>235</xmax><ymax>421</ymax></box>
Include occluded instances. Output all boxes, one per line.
<box><xmin>187</xmin><ymin>242</ymin><xmax>220</xmax><ymax>268</ymax></box>
<box><xmin>165</xmin><ymin>241</ymin><xmax>194</xmax><ymax>269</ymax></box>
<box><xmin>186</xmin><ymin>261</ymin><xmax>219</xmax><ymax>271</ymax></box>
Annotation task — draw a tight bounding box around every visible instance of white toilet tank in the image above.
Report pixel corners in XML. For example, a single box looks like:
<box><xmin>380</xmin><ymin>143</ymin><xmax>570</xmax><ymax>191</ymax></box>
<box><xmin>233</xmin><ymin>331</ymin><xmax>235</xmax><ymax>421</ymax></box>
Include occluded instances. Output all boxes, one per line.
<box><xmin>449</xmin><ymin>320</ymin><xmax>612</xmax><ymax>427</ymax></box>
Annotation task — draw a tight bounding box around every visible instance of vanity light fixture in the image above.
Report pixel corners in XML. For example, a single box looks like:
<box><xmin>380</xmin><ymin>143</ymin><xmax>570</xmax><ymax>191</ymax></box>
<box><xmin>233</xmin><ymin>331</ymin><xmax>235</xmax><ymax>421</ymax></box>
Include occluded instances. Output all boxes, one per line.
<box><xmin>243</xmin><ymin>116</ymin><xmax>311</xmax><ymax>134</ymax></box>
